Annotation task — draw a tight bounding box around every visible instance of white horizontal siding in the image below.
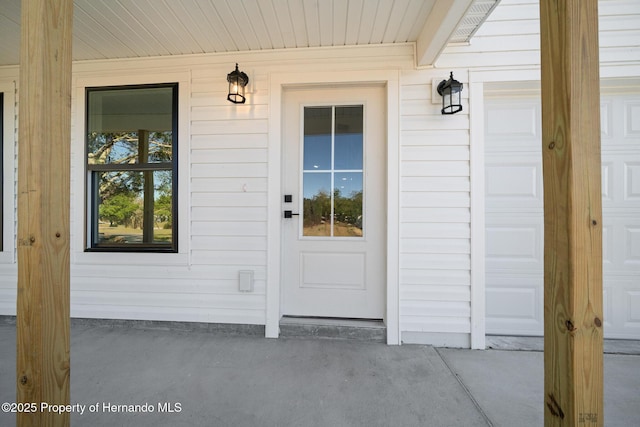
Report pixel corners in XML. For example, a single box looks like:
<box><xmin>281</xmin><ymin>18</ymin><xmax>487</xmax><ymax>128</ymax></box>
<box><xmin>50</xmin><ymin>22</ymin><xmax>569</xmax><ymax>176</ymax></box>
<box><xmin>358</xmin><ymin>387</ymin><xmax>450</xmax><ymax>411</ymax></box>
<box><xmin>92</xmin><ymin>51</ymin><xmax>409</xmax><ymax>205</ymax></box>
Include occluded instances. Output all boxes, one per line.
<box><xmin>191</xmin><ymin>207</ymin><xmax>267</xmax><ymax>222</ymax></box>
<box><xmin>402</xmin><ymin>317</ymin><xmax>471</xmax><ymax>334</ymax></box>
<box><xmin>70</xmin><ymin>304</ymin><xmax>266</xmax><ymax>325</ymax></box>
<box><xmin>64</xmin><ymin>62</ymin><xmax>266</xmax><ymax>324</ymax></box>
<box><xmin>401</xmin><ymin>238</ymin><xmax>470</xmax><ymax>254</ymax></box>
<box><xmin>402</xmin><ymin>207</ymin><xmax>470</xmax><ymax>223</ymax></box>
<box><xmin>437</xmin><ymin>0</ymin><xmax>640</xmax><ymax>69</ymax></box>
<box><xmin>399</xmin><ymin>68</ymin><xmax>472</xmax><ymax>343</ymax></box>
<box><xmin>401</xmin><ymin>222</ymin><xmax>470</xmax><ymax>239</ymax></box>
<box><xmin>71</xmin><ymin>291</ymin><xmax>265</xmax><ymax>310</ymax></box>
<box><xmin>401</xmin><ymin>177</ymin><xmax>470</xmax><ymax>192</ymax></box>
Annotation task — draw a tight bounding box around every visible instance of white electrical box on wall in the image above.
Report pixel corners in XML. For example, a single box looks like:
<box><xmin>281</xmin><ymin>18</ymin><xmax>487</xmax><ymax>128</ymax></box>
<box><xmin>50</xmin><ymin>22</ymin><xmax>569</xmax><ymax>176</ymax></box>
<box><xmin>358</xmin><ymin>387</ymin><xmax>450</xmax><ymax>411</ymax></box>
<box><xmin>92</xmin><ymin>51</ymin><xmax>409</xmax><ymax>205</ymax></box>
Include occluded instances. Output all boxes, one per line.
<box><xmin>239</xmin><ymin>270</ymin><xmax>254</xmax><ymax>292</ymax></box>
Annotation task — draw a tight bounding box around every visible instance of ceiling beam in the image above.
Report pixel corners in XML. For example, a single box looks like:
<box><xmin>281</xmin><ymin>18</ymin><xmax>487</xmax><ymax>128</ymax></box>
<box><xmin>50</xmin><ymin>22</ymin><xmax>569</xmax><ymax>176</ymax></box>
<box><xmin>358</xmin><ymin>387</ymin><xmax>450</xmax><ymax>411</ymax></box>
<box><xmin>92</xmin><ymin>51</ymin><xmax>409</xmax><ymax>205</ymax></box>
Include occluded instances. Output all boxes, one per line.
<box><xmin>540</xmin><ymin>0</ymin><xmax>603</xmax><ymax>425</ymax></box>
<box><xmin>415</xmin><ymin>0</ymin><xmax>473</xmax><ymax>67</ymax></box>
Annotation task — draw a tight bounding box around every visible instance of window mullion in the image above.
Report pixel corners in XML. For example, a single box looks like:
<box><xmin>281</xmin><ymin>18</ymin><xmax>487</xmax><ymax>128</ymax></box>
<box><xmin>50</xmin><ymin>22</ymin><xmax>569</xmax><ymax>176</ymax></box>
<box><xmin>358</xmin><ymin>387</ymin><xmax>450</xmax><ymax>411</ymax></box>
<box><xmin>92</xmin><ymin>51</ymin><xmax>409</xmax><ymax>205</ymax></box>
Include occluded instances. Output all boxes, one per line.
<box><xmin>330</xmin><ymin>106</ymin><xmax>335</xmax><ymax>238</ymax></box>
<box><xmin>87</xmin><ymin>163</ymin><xmax>172</xmax><ymax>172</ymax></box>
<box><xmin>139</xmin><ymin>129</ymin><xmax>155</xmax><ymax>244</ymax></box>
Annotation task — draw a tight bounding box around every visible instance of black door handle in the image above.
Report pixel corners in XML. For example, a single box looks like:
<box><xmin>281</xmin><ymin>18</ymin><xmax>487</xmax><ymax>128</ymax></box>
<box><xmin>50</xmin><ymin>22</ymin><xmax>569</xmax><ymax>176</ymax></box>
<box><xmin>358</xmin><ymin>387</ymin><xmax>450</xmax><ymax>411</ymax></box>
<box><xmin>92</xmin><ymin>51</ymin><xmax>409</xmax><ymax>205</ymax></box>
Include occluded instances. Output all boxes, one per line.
<box><xmin>284</xmin><ymin>210</ymin><xmax>300</xmax><ymax>219</ymax></box>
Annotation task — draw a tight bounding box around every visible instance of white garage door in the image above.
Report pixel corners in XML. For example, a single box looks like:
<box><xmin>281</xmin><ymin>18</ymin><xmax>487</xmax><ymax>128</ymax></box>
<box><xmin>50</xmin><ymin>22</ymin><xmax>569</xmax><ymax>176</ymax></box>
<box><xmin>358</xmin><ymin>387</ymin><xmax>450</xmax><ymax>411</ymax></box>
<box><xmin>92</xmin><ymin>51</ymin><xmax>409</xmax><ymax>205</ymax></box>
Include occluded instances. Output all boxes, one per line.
<box><xmin>485</xmin><ymin>88</ymin><xmax>640</xmax><ymax>339</ymax></box>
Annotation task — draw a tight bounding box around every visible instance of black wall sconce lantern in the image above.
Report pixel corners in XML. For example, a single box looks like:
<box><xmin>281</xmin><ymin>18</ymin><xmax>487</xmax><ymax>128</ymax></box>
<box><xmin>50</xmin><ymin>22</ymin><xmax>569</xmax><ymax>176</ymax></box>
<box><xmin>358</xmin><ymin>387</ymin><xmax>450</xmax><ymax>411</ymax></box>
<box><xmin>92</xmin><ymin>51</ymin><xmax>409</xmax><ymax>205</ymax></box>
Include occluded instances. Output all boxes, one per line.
<box><xmin>227</xmin><ymin>63</ymin><xmax>249</xmax><ymax>104</ymax></box>
<box><xmin>437</xmin><ymin>72</ymin><xmax>463</xmax><ymax>115</ymax></box>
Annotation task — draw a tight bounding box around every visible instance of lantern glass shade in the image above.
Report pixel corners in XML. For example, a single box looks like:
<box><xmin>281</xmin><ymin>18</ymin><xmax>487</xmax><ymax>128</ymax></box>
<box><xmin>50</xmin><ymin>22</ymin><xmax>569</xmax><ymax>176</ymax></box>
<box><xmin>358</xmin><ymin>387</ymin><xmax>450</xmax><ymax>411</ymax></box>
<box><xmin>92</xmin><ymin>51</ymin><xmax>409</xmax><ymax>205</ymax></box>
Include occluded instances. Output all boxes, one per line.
<box><xmin>436</xmin><ymin>72</ymin><xmax>463</xmax><ymax>115</ymax></box>
<box><xmin>227</xmin><ymin>63</ymin><xmax>249</xmax><ymax>104</ymax></box>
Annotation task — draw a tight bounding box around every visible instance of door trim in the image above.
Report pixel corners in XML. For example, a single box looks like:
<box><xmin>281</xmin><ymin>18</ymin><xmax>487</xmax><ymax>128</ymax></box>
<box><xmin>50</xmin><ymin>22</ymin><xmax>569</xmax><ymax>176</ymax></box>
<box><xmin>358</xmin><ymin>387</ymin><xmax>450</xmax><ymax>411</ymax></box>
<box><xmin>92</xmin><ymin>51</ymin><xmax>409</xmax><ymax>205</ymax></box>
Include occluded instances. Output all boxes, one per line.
<box><xmin>267</xmin><ymin>70</ymin><xmax>400</xmax><ymax>344</ymax></box>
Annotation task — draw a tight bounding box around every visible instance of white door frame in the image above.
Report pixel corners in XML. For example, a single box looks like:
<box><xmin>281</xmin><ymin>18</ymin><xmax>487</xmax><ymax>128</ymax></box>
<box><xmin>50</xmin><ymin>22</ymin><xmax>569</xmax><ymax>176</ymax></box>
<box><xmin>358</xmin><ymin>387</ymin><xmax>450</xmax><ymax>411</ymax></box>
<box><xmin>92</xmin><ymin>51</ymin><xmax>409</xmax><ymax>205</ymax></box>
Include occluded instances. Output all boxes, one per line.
<box><xmin>267</xmin><ymin>70</ymin><xmax>400</xmax><ymax>344</ymax></box>
<box><xmin>469</xmin><ymin>69</ymin><xmax>551</xmax><ymax>350</ymax></box>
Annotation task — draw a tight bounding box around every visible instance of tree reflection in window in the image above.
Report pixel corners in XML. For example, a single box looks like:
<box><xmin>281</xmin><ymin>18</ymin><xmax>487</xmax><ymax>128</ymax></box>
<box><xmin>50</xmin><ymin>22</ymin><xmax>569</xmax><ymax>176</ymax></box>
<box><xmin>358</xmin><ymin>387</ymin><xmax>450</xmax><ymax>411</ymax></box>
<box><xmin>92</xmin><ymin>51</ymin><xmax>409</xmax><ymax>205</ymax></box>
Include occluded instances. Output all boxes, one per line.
<box><xmin>86</xmin><ymin>84</ymin><xmax>177</xmax><ymax>251</ymax></box>
<box><xmin>302</xmin><ymin>105</ymin><xmax>363</xmax><ymax>237</ymax></box>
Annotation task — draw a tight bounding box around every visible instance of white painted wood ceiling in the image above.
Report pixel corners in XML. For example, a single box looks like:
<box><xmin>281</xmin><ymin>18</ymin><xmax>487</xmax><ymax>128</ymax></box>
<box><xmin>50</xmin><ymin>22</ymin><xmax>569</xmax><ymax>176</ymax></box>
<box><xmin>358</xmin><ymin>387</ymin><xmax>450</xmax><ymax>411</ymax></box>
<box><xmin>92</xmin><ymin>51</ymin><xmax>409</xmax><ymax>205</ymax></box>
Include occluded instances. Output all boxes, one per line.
<box><xmin>0</xmin><ymin>0</ymin><xmax>495</xmax><ymax>67</ymax></box>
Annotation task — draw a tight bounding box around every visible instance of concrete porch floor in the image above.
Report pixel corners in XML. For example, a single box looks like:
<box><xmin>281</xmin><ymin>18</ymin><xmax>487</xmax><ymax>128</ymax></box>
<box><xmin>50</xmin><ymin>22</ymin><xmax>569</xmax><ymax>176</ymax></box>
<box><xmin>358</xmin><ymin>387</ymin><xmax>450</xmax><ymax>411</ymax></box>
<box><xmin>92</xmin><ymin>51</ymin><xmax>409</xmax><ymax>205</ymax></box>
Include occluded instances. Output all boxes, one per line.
<box><xmin>0</xmin><ymin>320</ymin><xmax>638</xmax><ymax>427</ymax></box>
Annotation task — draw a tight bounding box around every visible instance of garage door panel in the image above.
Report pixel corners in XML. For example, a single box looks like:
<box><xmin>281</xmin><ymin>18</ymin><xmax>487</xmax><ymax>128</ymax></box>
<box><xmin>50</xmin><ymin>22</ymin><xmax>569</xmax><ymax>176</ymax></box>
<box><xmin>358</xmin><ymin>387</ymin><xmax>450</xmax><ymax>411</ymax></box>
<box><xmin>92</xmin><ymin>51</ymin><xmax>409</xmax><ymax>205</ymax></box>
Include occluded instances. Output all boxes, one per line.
<box><xmin>486</xmin><ymin>231</ymin><xmax>541</xmax><ymax>270</ymax></box>
<box><xmin>624</xmin><ymin>161</ymin><xmax>640</xmax><ymax>200</ymax></box>
<box><xmin>606</xmin><ymin>279</ymin><xmax>640</xmax><ymax>338</ymax></box>
<box><xmin>486</xmin><ymin>164</ymin><xmax>538</xmax><ymax>199</ymax></box>
<box><xmin>486</xmin><ymin>285</ymin><xmax>542</xmax><ymax>335</ymax></box>
<box><xmin>485</xmin><ymin>102</ymin><xmax>540</xmax><ymax>149</ymax></box>
<box><xmin>602</xmin><ymin>161</ymin><xmax>614</xmax><ymax>202</ymax></box>
<box><xmin>485</xmin><ymin>92</ymin><xmax>640</xmax><ymax>339</ymax></box>
<box><xmin>602</xmin><ymin>222</ymin><xmax>614</xmax><ymax>267</ymax></box>
<box><xmin>486</xmin><ymin>275</ymin><xmax>543</xmax><ymax>335</ymax></box>
<box><xmin>486</xmin><ymin>215</ymin><xmax>543</xmax><ymax>272</ymax></box>
<box><xmin>628</xmin><ymin>291</ymin><xmax>640</xmax><ymax>323</ymax></box>
<box><xmin>604</xmin><ymin>217</ymin><xmax>640</xmax><ymax>272</ymax></box>
<box><xmin>601</xmin><ymin>154</ymin><xmax>640</xmax><ymax>207</ymax></box>
<box><xmin>603</xmin><ymin>287</ymin><xmax>613</xmax><ymax>330</ymax></box>
<box><xmin>624</xmin><ymin>101</ymin><xmax>640</xmax><ymax>137</ymax></box>
<box><xmin>624</xmin><ymin>225</ymin><xmax>640</xmax><ymax>268</ymax></box>
<box><xmin>600</xmin><ymin>100</ymin><xmax>613</xmax><ymax>139</ymax></box>
<box><xmin>487</xmin><ymin>288</ymin><xmax>538</xmax><ymax>319</ymax></box>
<box><xmin>486</xmin><ymin>155</ymin><xmax>542</xmax><ymax>210</ymax></box>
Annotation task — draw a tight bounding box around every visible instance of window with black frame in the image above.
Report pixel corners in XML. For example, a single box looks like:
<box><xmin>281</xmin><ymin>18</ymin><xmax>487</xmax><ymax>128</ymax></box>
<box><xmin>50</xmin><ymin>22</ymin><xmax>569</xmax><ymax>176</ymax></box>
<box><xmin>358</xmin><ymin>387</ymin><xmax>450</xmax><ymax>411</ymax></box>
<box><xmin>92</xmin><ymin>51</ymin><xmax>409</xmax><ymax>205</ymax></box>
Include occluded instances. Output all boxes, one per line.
<box><xmin>86</xmin><ymin>84</ymin><xmax>177</xmax><ymax>252</ymax></box>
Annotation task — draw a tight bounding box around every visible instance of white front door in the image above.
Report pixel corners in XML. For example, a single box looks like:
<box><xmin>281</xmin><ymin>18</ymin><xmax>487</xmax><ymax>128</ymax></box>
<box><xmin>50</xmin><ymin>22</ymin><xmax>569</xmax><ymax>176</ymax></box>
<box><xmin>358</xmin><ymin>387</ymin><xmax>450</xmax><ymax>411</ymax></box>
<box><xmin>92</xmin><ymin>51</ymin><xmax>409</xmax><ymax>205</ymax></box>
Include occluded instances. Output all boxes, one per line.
<box><xmin>281</xmin><ymin>85</ymin><xmax>386</xmax><ymax>319</ymax></box>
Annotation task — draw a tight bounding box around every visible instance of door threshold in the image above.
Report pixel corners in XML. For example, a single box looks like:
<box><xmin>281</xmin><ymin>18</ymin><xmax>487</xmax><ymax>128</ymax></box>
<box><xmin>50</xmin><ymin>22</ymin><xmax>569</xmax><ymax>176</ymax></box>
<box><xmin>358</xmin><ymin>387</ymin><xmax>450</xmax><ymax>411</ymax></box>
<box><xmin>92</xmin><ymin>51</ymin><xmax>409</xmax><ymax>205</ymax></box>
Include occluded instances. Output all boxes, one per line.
<box><xmin>279</xmin><ymin>316</ymin><xmax>386</xmax><ymax>342</ymax></box>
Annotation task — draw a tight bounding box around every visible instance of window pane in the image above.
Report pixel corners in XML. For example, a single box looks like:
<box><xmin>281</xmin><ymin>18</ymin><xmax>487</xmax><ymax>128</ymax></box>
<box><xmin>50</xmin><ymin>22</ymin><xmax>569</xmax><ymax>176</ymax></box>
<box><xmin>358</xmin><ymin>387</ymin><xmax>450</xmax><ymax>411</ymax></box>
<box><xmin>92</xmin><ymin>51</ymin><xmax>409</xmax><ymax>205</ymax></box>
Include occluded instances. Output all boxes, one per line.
<box><xmin>88</xmin><ymin>132</ymin><xmax>134</xmax><ymax>165</ymax></box>
<box><xmin>334</xmin><ymin>106</ymin><xmax>363</xmax><ymax>170</ymax></box>
<box><xmin>303</xmin><ymin>107</ymin><xmax>332</xmax><ymax>170</ymax></box>
<box><xmin>87</xmin><ymin>87</ymin><xmax>173</xmax><ymax>165</ymax></box>
<box><xmin>87</xmin><ymin>131</ymin><xmax>173</xmax><ymax>165</ymax></box>
<box><xmin>87</xmin><ymin>84</ymin><xmax>177</xmax><ymax>251</ymax></box>
<box><xmin>97</xmin><ymin>171</ymin><xmax>172</xmax><ymax>245</ymax></box>
<box><xmin>334</xmin><ymin>172</ymin><xmax>363</xmax><ymax>237</ymax></box>
<box><xmin>303</xmin><ymin>172</ymin><xmax>331</xmax><ymax>236</ymax></box>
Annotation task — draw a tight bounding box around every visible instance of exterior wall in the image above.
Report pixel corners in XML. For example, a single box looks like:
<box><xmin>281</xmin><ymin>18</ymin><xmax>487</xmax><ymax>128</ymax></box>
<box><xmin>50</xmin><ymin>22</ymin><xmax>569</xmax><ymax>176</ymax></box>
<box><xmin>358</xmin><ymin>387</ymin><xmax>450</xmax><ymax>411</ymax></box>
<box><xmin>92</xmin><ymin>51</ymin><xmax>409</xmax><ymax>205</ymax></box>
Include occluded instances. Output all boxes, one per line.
<box><xmin>437</xmin><ymin>0</ymin><xmax>640</xmax><ymax>71</ymax></box>
<box><xmin>68</xmin><ymin>47</ymin><xmax>414</xmax><ymax>330</ymax></box>
<box><xmin>3</xmin><ymin>46</ymin><xmax>458</xmax><ymax>341</ymax></box>
<box><xmin>398</xmin><ymin>70</ymin><xmax>473</xmax><ymax>347</ymax></box>
<box><xmin>398</xmin><ymin>0</ymin><xmax>640</xmax><ymax>346</ymax></box>
<box><xmin>0</xmin><ymin>0</ymin><xmax>638</xmax><ymax>348</ymax></box>
<box><xmin>436</xmin><ymin>0</ymin><xmax>640</xmax><ymax>346</ymax></box>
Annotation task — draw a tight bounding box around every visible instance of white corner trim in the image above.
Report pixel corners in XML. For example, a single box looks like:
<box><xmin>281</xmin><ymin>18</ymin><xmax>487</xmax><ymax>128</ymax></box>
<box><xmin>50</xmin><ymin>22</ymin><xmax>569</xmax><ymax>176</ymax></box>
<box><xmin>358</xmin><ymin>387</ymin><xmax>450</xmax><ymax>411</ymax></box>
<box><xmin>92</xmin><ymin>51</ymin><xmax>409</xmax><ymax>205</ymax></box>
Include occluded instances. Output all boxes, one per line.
<box><xmin>469</xmin><ymin>75</ymin><xmax>486</xmax><ymax>350</ymax></box>
<box><xmin>385</xmin><ymin>72</ymin><xmax>401</xmax><ymax>346</ymax></box>
<box><xmin>265</xmin><ymin>71</ymin><xmax>282</xmax><ymax>339</ymax></box>
<box><xmin>266</xmin><ymin>69</ymin><xmax>401</xmax><ymax>343</ymax></box>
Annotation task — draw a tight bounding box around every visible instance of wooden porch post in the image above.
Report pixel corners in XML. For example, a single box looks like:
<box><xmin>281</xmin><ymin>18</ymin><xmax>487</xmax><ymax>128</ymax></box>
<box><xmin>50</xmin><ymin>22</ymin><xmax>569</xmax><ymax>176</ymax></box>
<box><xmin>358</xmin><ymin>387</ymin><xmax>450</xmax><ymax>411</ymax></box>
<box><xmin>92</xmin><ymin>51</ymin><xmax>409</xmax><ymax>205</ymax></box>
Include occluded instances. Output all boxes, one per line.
<box><xmin>17</xmin><ymin>0</ymin><xmax>73</xmax><ymax>426</ymax></box>
<box><xmin>540</xmin><ymin>0</ymin><xmax>603</xmax><ymax>426</ymax></box>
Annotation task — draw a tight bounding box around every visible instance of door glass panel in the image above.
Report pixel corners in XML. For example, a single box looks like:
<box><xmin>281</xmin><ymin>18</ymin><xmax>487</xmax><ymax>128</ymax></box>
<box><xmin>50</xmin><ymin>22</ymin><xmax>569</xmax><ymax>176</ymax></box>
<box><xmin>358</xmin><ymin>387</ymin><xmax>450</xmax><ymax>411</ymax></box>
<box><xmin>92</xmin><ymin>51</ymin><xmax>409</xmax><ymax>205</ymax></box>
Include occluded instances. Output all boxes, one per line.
<box><xmin>334</xmin><ymin>106</ymin><xmax>363</xmax><ymax>170</ymax></box>
<box><xmin>303</xmin><ymin>172</ymin><xmax>332</xmax><ymax>236</ymax></box>
<box><xmin>334</xmin><ymin>172</ymin><xmax>363</xmax><ymax>236</ymax></box>
<box><xmin>303</xmin><ymin>107</ymin><xmax>332</xmax><ymax>170</ymax></box>
<box><xmin>302</xmin><ymin>105</ymin><xmax>364</xmax><ymax>238</ymax></box>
